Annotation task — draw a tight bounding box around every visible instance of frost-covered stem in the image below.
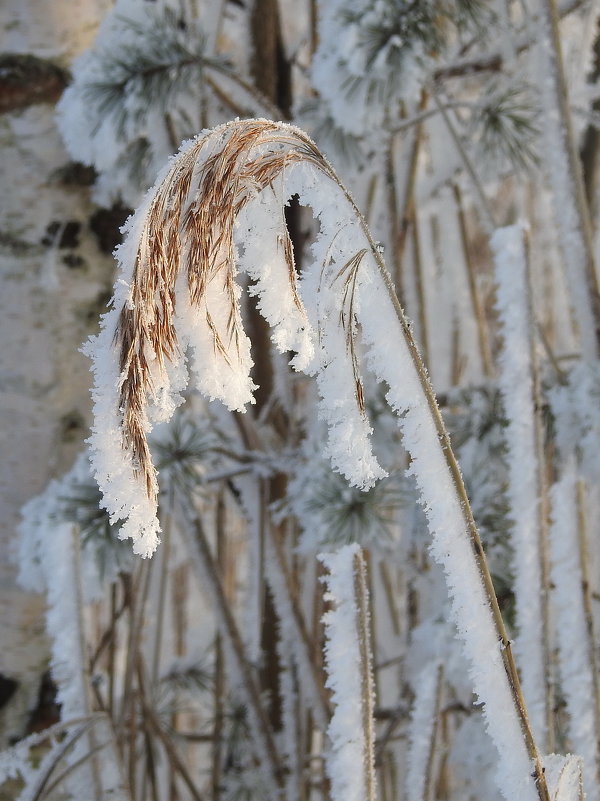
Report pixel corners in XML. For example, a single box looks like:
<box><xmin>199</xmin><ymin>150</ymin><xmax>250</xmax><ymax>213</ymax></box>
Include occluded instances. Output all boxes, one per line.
<box><xmin>452</xmin><ymin>183</ymin><xmax>494</xmax><ymax>378</ymax></box>
<box><xmin>186</xmin><ymin>515</ymin><xmax>284</xmax><ymax>796</ymax></box>
<box><xmin>118</xmin><ymin>560</ymin><xmax>151</xmax><ymax>734</ymax></box>
<box><xmin>212</xmin><ymin>632</ymin><xmax>224</xmax><ymax>801</ymax></box>
<box><xmin>320</xmin><ymin>546</ymin><xmax>376</xmax><ymax>801</ymax></box>
<box><xmin>137</xmin><ymin>660</ymin><xmax>160</xmax><ymax>801</ymax></box>
<box><xmin>337</xmin><ymin>177</ymin><xmax>550</xmax><ymax>801</ymax></box>
<box><xmin>25</xmin><ymin>716</ymin><xmax>110</xmax><ymax>801</ymax></box>
<box><xmin>549</xmin><ymin>462</ymin><xmax>600</xmax><ymax>797</ymax></box>
<box><xmin>379</xmin><ymin>562</ymin><xmax>401</xmax><ymax>636</ymax></box>
<box><xmin>492</xmin><ymin>225</ymin><xmax>554</xmax><ymax>750</ymax></box>
<box><xmin>108</xmin><ymin>583</ymin><xmax>118</xmax><ymax>718</ymax></box>
<box><xmin>212</xmin><ymin>490</ymin><xmax>227</xmax><ymax>801</ymax></box>
<box><xmin>538</xmin><ymin>0</ymin><xmax>600</xmax><ymax>361</ymax></box>
<box><xmin>265</xmin><ymin>525</ymin><xmax>331</xmax><ymax>730</ymax></box>
<box><xmin>575</xmin><ymin>480</ymin><xmax>600</xmax><ymax>734</ymax></box>
<box><xmin>119</xmin><ymin>562</ymin><xmax>152</xmax><ymax>799</ymax></box>
<box><xmin>390</xmin><ymin>100</ymin><xmax>477</xmax><ymax>134</ymax></box>
<box><xmin>431</xmin><ymin>92</ymin><xmax>496</xmax><ymax>234</ymax></box>
<box><xmin>575</xmin><ymin>480</ymin><xmax>600</xmax><ymax>791</ymax></box>
<box><xmin>353</xmin><ymin>551</ymin><xmax>377</xmax><ymax>801</ymax></box>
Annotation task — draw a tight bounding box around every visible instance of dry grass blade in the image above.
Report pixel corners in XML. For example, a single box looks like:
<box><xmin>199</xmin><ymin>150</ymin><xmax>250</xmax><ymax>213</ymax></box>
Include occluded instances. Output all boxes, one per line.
<box><xmin>335</xmin><ymin>249</ymin><xmax>368</xmax><ymax>415</ymax></box>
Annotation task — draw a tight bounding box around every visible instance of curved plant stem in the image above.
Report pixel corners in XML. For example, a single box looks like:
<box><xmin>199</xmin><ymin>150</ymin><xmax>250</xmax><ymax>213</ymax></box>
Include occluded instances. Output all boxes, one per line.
<box><xmin>312</xmin><ymin>146</ymin><xmax>550</xmax><ymax>800</ymax></box>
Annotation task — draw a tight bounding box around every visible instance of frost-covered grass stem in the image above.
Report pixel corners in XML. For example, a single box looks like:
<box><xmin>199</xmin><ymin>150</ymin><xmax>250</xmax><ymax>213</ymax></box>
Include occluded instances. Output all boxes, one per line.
<box><xmin>492</xmin><ymin>224</ymin><xmax>554</xmax><ymax>750</ymax></box>
<box><xmin>353</xmin><ymin>550</ymin><xmax>377</xmax><ymax>801</ymax></box>
<box><xmin>89</xmin><ymin>119</ymin><xmax>550</xmax><ymax>800</ymax></box>
<box><xmin>320</xmin><ymin>545</ymin><xmax>376</xmax><ymax>801</ymax></box>
<box><xmin>537</xmin><ymin>0</ymin><xmax>600</xmax><ymax>361</ymax></box>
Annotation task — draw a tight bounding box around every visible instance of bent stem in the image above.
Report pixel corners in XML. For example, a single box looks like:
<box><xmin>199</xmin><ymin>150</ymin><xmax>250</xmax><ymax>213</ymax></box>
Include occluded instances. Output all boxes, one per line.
<box><xmin>95</xmin><ymin>119</ymin><xmax>550</xmax><ymax>799</ymax></box>
<box><xmin>335</xmin><ymin>176</ymin><xmax>549</xmax><ymax>795</ymax></box>
<box><xmin>356</xmin><ymin>206</ymin><xmax>550</xmax><ymax>801</ymax></box>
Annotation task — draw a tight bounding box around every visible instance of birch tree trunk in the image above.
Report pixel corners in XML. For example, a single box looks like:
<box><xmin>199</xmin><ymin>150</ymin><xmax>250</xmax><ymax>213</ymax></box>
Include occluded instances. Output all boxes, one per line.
<box><xmin>0</xmin><ymin>0</ymin><xmax>113</xmax><ymax>746</ymax></box>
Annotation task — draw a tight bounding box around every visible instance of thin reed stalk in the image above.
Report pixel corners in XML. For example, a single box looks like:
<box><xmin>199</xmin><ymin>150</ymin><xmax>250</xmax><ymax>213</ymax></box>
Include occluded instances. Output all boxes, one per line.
<box><xmin>151</xmin><ymin>486</ymin><xmax>175</xmax><ymax>685</ymax></box>
<box><xmin>411</xmin><ymin>204</ymin><xmax>430</xmax><ymax>368</ymax></box>
<box><xmin>452</xmin><ymin>183</ymin><xmax>494</xmax><ymax>378</ymax></box>
<box><xmin>387</xmin><ymin>90</ymin><xmax>428</xmax><ymax>299</ymax></box>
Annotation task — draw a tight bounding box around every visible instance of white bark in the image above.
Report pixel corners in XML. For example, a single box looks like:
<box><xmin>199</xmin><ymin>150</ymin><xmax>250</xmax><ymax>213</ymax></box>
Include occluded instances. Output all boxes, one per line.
<box><xmin>0</xmin><ymin>0</ymin><xmax>112</xmax><ymax>744</ymax></box>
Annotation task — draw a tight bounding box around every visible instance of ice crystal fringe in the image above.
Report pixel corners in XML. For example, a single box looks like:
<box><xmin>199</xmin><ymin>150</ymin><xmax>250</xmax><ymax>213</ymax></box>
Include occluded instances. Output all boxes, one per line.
<box><xmin>90</xmin><ymin>118</ymin><xmax>549</xmax><ymax>800</ymax></box>
<box><xmin>491</xmin><ymin>223</ymin><xmax>548</xmax><ymax>746</ymax></box>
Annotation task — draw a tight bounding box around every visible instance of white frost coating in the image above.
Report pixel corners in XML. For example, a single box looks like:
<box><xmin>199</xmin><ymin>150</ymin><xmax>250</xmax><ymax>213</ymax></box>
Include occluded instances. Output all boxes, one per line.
<box><xmin>550</xmin><ymin>361</ymin><xmax>600</xmax><ymax>485</ymax></box>
<box><xmin>491</xmin><ymin>224</ymin><xmax>547</xmax><ymax>746</ymax></box>
<box><xmin>235</xmin><ymin>176</ymin><xmax>315</xmax><ymax>372</ymax></box>
<box><xmin>549</xmin><ymin>459</ymin><xmax>599</xmax><ymax>801</ymax></box>
<box><xmin>319</xmin><ymin>544</ymin><xmax>372</xmax><ymax>801</ymax></box>
<box><xmin>85</xmin><ymin>132</ymin><xmax>256</xmax><ymax>557</ymax></box>
<box><xmin>356</xmin><ymin>257</ymin><xmax>537</xmax><ymax>800</ymax></box>
<box><xmin>84</xmin><ymin>302</ymin><xmax>163</xmax><ymax>558</ymax></box>
<box><xmin>174</xmin><ymin>253</ymin><xmax>257</xmax><ymax>409</ymax></box>
<box><xmin>535</xmin><ymin>14</ymin><xmax>598</xmax><ymax>362</ymax></box>
<box><xmin>86</xmin><ymin>123</ymin><xmax>388</xmax><ymax>556</ymax></box>
<box><xmin>312</xmin><ymin>0</ymin><xmax>424</xmax><ymax>137</ymax></box>
<box><xmin>544</xmin><ymin>754</ymin><xmax>584</xmax><ymax>801</ymax></box>
<box><xmin>284</xmin><ymin>160</ymin><xmax>387</xmax><ymax>488</ymax></box>
<box><xmin>406</xmin><ymin>662</ymin><xmax>440</xmax><ymax>801</ymax></box>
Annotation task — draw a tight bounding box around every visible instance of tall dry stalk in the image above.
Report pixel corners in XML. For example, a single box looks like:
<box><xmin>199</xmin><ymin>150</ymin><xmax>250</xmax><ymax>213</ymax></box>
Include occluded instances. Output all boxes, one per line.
<box><xmin>89</xmin><ymin>118</ymin><xmax>551</xmax><ymax>800</ymax></box>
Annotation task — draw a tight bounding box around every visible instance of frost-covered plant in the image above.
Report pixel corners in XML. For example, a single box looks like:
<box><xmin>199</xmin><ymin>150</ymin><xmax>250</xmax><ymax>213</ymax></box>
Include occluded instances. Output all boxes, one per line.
<box><xmin>57</xmin><ymin>1</ymin><xmax>275</xmax><ymax>206</ymax></box>
<box><xmin>85</xmin><ymin>117</ymin><xmax>552</xmax><ymax>800</ymax></box>
<box><xmin>312</xmin><ymin>0</ymin><xmax>492</xmax><ymax>137</ymax></box>
<box><xmin>285</xmin><ymin>451</ymin><xmax>405</xmax><ymax>552</ymax></box>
